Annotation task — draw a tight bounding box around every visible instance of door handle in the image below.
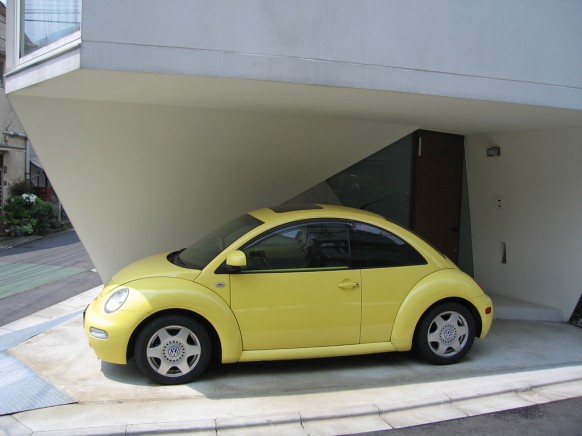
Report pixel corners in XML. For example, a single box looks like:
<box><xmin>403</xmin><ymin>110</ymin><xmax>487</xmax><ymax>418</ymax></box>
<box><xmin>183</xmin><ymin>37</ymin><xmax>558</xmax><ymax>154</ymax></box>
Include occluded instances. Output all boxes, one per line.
<box><xmin>337</xmin><ymin>281</ymin><xmax>360</xmax><ymax>290</ymax></box>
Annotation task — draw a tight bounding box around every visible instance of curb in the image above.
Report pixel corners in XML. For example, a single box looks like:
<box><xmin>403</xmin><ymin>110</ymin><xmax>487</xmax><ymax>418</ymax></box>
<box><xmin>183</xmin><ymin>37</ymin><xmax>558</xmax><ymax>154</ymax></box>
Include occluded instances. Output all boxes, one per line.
<box><xmin>17</xmin><ymin>366</ymin><xmax>577</xmax><ymax>435</ymax></box>
<box><xmin>0</xmin><ymin>227</ymin><xmax>74</xmax><ymax>250</ymax></box>
<box><xmin>0</xmin><ymin>235</ymin><xmax>43</xmax><ymax>250</ymax></box>
<box><xmin>127</xmin><ymin>371</ymin><xmax>582</xmax><ymax>435</ymax></box>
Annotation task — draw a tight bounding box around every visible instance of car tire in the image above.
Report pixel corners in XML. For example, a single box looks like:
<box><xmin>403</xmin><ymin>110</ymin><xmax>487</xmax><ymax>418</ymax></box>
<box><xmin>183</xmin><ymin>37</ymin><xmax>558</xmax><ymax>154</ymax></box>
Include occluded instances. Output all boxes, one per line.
<box><xmin>135</xmin><ymin>314</ymin><xmax>211</xmax><ymax>385</ymax></box>
<box><xmin>414</xmin><ymin>302</ymin><xmax>475</xmax><ymax>365</ymax></box>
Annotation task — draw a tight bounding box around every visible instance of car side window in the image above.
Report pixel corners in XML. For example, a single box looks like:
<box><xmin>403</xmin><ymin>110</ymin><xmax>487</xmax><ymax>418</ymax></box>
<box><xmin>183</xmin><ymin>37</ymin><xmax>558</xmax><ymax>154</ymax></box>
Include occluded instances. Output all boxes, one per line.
<box><xmin>301</xmin><ymin>224</ymin><xmax>350</xmax><ymax>269</ymax></box>
<box><xmin>242</xmin><ymin>223</ymin><xmax>350</xmax><ymax>272</ymax></box>
<box><xmin>349</xmin><ymin>222</ymin><xmax>426</xmax><ymax>268</ymax></box>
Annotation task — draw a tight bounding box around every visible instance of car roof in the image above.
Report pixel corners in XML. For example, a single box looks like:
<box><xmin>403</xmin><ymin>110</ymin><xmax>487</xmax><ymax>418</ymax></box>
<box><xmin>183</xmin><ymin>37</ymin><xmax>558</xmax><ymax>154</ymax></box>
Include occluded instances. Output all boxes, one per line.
<box><xmin>249</xmin><ymin>204</ymin><xmax>387</xmax><ymax>226</ymax></box>
<box><xmin>246</xmin><ymin>204</ymin><xmax>454</xmax><ymax>269</ymax></box>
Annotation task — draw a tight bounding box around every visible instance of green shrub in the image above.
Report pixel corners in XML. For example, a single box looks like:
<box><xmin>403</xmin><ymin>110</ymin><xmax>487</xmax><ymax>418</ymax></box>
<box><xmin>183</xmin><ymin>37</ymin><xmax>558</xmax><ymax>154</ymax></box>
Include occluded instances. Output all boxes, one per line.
<box><xmin>16</xmin><ymin>223</ymin><xmax>34</xmax><ymax>236</ymax></box>
<box><xmin>4</xmin><ymin>195</ymin><xmax>32</xmax><ymax>223</ymax></box>
<box><xmin>4</xmin><ymin>193</ymin><xmax>55</xmax><ymax>235</ymax></box>
<box><xmin>8</xmin><ymin>180</ymin><xmax>33</xmax><ymax>197</ymax></box>
<box><xmin>31</xmin><ymin>199</ymin><xmax>54</xmax><ymax>233</ymax></box>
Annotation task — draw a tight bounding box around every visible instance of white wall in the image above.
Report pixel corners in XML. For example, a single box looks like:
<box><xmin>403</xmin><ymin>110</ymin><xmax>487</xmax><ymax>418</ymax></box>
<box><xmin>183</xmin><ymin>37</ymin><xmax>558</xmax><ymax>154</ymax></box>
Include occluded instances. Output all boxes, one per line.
<box><xmin>466</xmin><ymin>128</ymin><xmax>582</xmax><ymax>320</ymax></box>
<box><xmin>78</xmin><ymin>0</ymin><xmax>582</xmax><ymax>111</ymax></box>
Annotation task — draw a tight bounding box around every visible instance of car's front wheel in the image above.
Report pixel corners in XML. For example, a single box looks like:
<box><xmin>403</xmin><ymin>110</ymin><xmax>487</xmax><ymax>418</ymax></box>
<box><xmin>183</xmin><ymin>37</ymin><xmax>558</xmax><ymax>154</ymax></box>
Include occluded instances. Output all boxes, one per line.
<box><xmin>414</xmin><ymin>302</ymin><xmax>475</xmax><ymax>364</ymax></box>
<box><xmin>135</xmin><ymin>315</ymin><xmax>211</xmax><ymax>385</ymax></box>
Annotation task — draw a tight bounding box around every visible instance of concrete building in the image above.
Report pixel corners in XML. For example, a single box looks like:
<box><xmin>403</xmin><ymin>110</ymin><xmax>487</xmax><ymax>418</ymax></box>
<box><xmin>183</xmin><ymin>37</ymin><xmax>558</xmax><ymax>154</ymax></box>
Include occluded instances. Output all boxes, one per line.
<box><xmin>0</xmin><ymin>2</ymin><xmax>28</xmax><ymax>208</ymax></box>
<box><xmin>4</xmin><ymin>1</ymin><xmax>582</xmax><ymax>322</ymax></box>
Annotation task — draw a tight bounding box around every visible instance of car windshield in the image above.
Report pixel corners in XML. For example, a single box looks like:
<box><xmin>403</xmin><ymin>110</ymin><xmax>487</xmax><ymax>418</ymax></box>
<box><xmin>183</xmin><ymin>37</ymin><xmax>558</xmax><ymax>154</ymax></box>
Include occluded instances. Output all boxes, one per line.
<box><xmin>177</xmin><ymin>214</ymin><xmax>263</xmax><ymax>269</ymax></box>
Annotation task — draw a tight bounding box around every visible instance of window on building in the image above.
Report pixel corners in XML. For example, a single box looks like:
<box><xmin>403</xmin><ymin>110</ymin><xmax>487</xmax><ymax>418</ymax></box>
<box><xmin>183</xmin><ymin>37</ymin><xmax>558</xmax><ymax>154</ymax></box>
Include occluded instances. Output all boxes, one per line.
<box><xmin>21</xmin><ymin>0</ymin><xmax>81</xmax><ymax>57</ymax></box>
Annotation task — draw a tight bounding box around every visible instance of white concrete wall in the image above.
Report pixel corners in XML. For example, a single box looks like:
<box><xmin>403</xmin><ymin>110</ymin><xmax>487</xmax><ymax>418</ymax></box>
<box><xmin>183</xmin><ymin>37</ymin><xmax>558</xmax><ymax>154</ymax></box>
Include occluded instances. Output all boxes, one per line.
<box><xmin>466</xmin><ymin>128</ymin><xmax>582</xmax><ymax>320</ymax></box>
<box><xmin>78</xmin><ymin>0</ymin><xmax>582</xmax><ymax>111</ymax></box>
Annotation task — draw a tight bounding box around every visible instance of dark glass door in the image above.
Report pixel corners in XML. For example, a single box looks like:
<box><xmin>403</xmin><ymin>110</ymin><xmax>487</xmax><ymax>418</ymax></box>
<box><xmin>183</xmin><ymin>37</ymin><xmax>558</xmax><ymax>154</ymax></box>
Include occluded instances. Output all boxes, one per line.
<box><xmin>411</xmin><ymin>130</ymin><xmax>464</xmax><ymax>263</ymax></box>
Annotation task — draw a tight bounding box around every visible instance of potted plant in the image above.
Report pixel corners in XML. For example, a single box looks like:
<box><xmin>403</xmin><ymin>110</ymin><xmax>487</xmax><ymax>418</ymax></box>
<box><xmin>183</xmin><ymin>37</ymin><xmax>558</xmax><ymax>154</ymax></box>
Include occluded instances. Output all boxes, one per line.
<box><xmin>16</xmin><ymin>223</ymin><xmax>34</xmax><ymax>237</ymax></box>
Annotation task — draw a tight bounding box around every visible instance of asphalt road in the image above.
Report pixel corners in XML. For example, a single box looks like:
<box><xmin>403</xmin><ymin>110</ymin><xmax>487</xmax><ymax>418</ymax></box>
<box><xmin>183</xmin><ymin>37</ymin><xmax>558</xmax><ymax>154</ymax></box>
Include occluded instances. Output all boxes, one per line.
<box><xmin>359</xmin><ymin>397</ymin><xmax>582</xmax><ymax>435</ymax></box>
<box><xmin>0</xmin><ymin>230</ymin><xmax>101</xmax><ymax>326</ymax></box>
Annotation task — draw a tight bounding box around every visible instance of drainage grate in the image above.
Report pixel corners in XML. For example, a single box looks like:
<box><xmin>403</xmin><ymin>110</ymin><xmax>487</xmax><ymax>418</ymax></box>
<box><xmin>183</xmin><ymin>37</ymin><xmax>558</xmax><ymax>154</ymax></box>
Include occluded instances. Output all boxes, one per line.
<box><xmin>0</xmin><ymin>311</ymin><xmax>82</xmax><ymax>415</ymax></box>
<box><xmin>0</xmin><ymin>351</ymin><xmax>74</xmax><ymax>415</ymax></box>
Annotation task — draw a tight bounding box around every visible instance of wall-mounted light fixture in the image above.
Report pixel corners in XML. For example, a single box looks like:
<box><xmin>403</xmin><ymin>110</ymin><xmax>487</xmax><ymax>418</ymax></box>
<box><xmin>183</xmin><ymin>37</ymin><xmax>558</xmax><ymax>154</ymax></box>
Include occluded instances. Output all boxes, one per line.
<box><xmin>487</xmin><ymin>146</ymin><xmax>501</xmax><ymax>157</ymax></box>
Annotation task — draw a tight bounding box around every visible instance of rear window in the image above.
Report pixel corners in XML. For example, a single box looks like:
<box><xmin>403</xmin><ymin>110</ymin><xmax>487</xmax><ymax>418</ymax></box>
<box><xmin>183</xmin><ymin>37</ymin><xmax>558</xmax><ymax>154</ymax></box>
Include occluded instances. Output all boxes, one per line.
<box><xmin>349</xmin><ymin>223</ymin><xmax>426</xmax><ymax>268</ymax></box>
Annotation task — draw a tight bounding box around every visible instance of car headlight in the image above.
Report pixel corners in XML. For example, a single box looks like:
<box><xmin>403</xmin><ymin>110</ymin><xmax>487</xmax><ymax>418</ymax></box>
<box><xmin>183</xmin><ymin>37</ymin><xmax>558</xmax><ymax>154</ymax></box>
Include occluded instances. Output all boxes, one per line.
<box><xmin>104</xmin><ymin>288</ymin><xmax>129</xmax><ymax>313</ymax></box>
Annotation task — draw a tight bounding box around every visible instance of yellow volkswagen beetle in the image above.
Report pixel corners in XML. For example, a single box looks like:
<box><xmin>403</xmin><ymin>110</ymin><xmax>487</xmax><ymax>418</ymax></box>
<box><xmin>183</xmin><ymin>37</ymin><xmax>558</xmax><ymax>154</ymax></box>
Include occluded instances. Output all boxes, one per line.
<box><xmin>84</xmin><ymin>204</ymin><xmax>493</xmax><ymax>384</ymax></box>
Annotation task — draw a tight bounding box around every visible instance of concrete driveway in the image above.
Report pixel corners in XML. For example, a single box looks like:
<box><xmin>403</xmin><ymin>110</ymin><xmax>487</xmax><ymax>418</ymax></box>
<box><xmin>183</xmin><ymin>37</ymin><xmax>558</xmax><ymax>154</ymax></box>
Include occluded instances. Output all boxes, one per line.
<box><xmin>1</xmin><ymin>286</ymin><xmax>582</xmax><ymax>435</ymax></box>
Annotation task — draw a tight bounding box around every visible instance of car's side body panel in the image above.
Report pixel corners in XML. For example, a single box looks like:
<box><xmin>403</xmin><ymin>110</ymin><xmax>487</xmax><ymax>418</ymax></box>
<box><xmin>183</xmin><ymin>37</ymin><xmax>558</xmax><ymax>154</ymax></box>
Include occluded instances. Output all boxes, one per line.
<box><xmin>359</xmin><ymin>263</ymin><xmax>436</xmax><ymax>343</ymax></box>
<box><xmin>239</xmin><ymin>341</ymin><xmax>397</xmax><ymax>362</ymax></box>
<box><xmin>231</xmin><ymin>269</ymin><xmax>362</xmax><ymax>350</ymax></box>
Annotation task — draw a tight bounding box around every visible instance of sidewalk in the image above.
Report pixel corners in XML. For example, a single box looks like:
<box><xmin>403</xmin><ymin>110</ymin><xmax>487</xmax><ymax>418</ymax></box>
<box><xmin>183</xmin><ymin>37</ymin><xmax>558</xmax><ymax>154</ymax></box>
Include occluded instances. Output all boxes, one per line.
<box><xmin>1</xmin><ymin>287</ymin><xmax>582</xmax><ymax>435</ymax></box>
<box><xmin>0</xmin><ymin>235</ymin><xmax>43</xmax><ymax>250</ymax></box>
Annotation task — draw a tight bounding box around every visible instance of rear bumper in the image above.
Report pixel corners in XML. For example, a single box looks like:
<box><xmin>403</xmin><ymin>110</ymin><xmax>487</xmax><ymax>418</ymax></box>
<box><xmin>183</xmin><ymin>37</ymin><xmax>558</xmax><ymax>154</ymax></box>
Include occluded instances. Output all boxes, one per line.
<box><xmin>471</xmin><ymin>293</ymin><xmax>494</xmax><ymax>338</ymax></box>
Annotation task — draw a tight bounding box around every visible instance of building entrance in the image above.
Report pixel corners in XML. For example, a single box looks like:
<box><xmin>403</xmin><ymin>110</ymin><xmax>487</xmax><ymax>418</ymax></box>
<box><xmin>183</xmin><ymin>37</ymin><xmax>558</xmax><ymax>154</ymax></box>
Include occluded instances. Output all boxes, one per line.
<box><xmin>311</xmin><ymin>130</ymin><xmax>468</xmax><ymax>268</ymax></box>
<box><xmin>411</xmin><ymin>130</ymin><xmax>464</xmax><ymax>263</ymax></box>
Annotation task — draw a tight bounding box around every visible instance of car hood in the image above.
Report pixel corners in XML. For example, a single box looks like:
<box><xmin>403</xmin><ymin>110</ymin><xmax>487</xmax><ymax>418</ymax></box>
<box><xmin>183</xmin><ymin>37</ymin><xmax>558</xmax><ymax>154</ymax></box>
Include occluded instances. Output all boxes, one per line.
<box><xmin>107</xmin><ymin>252</ymin><xmax>202</xmax><ymax>287</ymax></box>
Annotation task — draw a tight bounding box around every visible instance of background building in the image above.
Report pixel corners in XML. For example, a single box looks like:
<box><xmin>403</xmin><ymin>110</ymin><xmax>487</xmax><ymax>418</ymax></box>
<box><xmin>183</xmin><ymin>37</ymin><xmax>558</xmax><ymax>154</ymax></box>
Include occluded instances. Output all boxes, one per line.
<box><xmin>4</xmin><ymin>1</ymin><xmax>582</xmax><ymax>322</ymax></box>
<box><xmin>0</xmin><ymin>2</ymin><xmax>27</xmax><ymax>207</ymax></box>
<box><xmin>0</xmin><ymin>2</ymin><xmax>53</xmax><ymax>209</ymax></box>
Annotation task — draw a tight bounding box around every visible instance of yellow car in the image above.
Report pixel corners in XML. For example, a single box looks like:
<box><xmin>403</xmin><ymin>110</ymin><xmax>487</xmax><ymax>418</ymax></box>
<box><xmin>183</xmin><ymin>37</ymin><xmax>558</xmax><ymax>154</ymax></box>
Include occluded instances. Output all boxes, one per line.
<box><xmin>85</xmin><ymin>204</ymin><xmax>493</xmax><ymax>384</ymax></box>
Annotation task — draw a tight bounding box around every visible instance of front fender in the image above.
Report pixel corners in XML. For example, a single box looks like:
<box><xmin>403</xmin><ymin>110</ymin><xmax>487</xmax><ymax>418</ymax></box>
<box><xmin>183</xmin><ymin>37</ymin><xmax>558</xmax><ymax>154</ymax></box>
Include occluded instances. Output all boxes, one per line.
<box><xmin>390</xmin><ymin>269</ymin><xmax>487</xmax><ymax>351</ymax></box>
<box><xmin>127</xmin><ymin>277</ymin><xmax>243</xmax><ymax>363</ymax></box>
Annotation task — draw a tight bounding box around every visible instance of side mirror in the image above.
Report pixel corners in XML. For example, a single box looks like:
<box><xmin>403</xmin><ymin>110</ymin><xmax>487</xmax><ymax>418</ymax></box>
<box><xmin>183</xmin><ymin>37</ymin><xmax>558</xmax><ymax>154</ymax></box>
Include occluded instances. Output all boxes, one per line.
<box><xmin>226</xmin><ymin>250</ymin><xmax>247</xmax><ymax>268</ymax></box>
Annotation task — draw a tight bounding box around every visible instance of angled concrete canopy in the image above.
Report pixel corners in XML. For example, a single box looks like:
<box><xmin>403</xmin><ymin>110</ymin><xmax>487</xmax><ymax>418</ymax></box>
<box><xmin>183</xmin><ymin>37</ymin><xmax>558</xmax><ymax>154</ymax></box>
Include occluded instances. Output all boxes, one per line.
<box><xmin>9</xmin><ymin>71</ymin><xmax>421</xmax><ymax>279</ymax></box>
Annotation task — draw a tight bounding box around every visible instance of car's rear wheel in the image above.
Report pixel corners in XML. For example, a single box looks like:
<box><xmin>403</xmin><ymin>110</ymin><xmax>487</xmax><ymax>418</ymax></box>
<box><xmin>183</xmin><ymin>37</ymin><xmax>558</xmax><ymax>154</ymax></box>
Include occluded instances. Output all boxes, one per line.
<box><xmin>414</xmin><ymin>302</ymin><xmax>475</xmax><ymax>364</ymax></box>
<box><xmin>135</xmin><ymin>315</ymin><xmax>211</xmax><ymax>385</ymax></box>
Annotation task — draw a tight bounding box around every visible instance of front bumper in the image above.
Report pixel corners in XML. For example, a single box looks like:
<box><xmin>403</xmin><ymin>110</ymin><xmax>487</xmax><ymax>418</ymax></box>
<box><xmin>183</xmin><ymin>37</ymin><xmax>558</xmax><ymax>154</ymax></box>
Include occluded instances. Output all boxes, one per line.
<box><xmin>84</xmin><ymin>298</ymin><xmax>148</xmax><ymax>365</ymax></box>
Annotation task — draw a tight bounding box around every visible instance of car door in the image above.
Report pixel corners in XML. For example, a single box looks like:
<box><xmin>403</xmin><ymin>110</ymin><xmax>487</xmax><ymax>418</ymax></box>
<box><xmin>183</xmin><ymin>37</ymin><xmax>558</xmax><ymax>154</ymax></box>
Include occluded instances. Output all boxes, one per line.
<box><xmin>230</xmin><ymin>222</ymin><xmax>361</xmax><ymax>351</ymax></box>
<box><xmin>349</xmin><ymin>222</ymin><xmax>434</xmax><ymax>343</ymax></box>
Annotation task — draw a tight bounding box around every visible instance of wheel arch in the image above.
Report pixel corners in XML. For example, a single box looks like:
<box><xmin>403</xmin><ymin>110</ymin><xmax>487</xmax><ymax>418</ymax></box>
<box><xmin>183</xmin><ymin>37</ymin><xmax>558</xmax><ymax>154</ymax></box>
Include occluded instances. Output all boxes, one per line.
<box><xmin>127</xmin><ymin>309</ymin><xmax>224</xmax><ymax>366</ymax></box>
<box><xmin>390</xmin><ymin>269</ymin><xmax>485</xmax><ymax>351</ymax></box>
<box><xmin>411</xmin><ymin>297</ymin><xmax>482</xmax><ymax>347</ymax></box>
<box><xmin>123</xmin><ymin>278</ymin><xmax>244</xmax><ymax>364</ymax></box>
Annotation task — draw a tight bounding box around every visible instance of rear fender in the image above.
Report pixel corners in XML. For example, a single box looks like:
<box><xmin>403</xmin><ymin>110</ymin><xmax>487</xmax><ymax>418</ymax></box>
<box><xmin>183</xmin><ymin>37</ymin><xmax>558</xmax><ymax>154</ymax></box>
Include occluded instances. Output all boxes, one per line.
<box><xmin>390</xmin><ymin>269</ymin><xmax>484</xmax><ymax>351</ymax></box>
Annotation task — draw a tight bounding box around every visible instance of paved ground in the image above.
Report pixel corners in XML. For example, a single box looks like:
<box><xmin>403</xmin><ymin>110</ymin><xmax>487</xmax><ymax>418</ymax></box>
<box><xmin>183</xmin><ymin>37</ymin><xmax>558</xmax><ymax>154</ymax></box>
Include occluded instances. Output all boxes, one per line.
<box><xmin>0</xmin><ymin>230</ymin><xmax>101</xmax><ymax>326</ymax></box>
<box><xmin>1</xmin><ymin>286</ymin><xmax>581</xmax><ymax>435</ymax></box>
<box><xmin>0</xmin><ymin>231</ymin><xmax>581</xmax><ymax>434</ymax></box>
<box><xmin>364</xmin><ymin>396</ymin><xmax>582</xmax><ymax>435</ymax></box>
